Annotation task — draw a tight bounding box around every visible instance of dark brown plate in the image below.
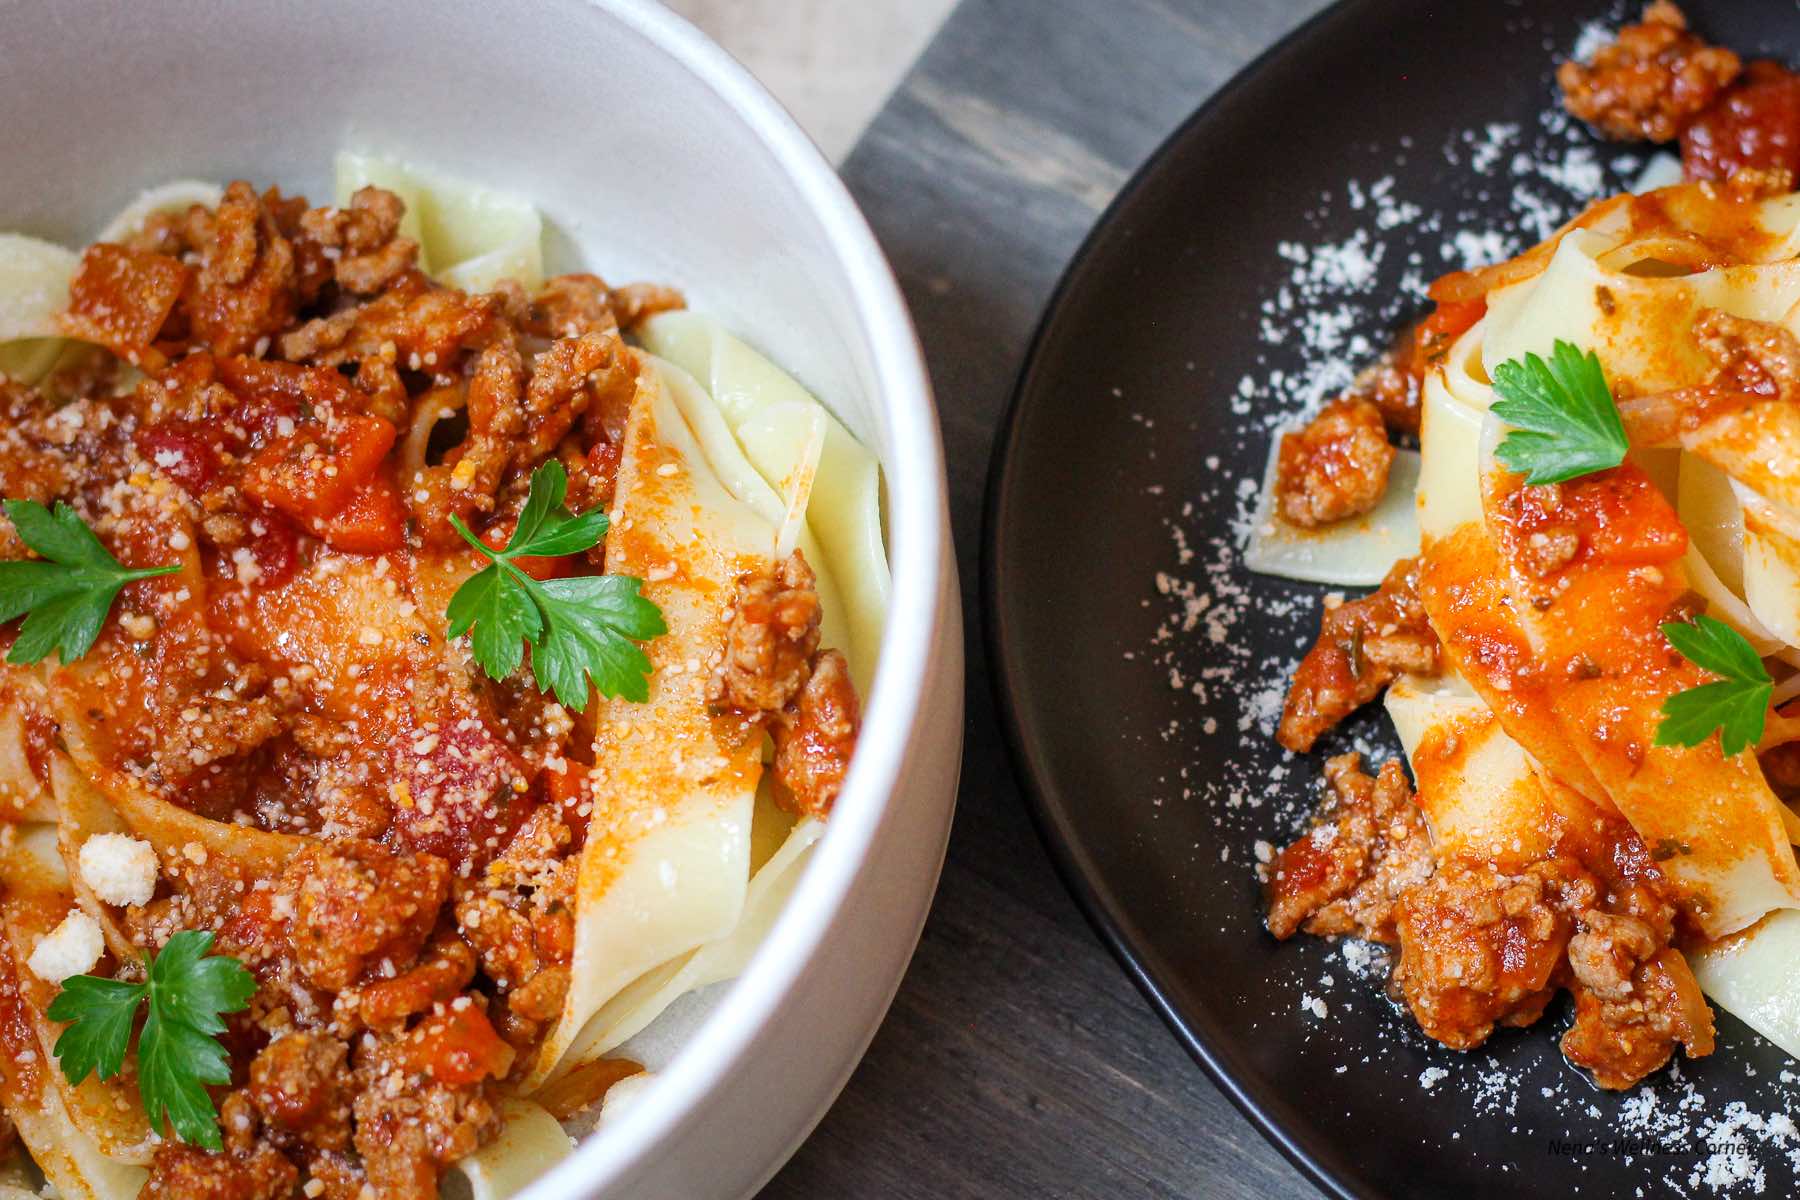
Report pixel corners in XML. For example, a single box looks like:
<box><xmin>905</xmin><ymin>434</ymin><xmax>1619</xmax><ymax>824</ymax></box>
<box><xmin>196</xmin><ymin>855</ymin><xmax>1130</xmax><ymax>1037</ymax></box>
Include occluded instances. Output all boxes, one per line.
<box><xmin>985</xmin><ymin>1</ymin><xmax>1800</xmax><ymax>1196</ymax></box>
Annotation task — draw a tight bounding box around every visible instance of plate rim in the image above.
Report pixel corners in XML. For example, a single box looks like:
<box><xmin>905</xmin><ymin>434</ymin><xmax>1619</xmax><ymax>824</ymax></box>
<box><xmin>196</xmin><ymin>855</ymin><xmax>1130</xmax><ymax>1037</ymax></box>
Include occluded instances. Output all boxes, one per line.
<box><xmin>981</xmin><ymin>1</ymin><xmax>1381</xmax><ymax>1197</ymax></box>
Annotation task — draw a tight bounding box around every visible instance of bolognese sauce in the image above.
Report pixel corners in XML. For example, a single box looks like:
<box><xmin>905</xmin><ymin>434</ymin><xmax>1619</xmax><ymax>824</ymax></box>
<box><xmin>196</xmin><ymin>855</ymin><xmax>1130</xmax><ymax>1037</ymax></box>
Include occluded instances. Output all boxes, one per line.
<box><xmin>0</xmin><ymin>171</ymin><xmax>860</xmax><ymax>1198</ymax></box>
<box><xmin>1258</xmin><ymin>0</ymin><xmax>1800</xmax><ymax>1094</ymax></box>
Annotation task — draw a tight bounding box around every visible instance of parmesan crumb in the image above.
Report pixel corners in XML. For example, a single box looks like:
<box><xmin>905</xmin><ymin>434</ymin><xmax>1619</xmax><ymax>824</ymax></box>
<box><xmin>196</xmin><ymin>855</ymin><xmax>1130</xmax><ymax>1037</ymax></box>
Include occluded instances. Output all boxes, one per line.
<box><xmin>27</xmin><ymin>910</ymin><xmax>104</xmax><ymax>983</ymax></box>
<box><xmin>78</xmin><ymin>833</ymin><xmax>159</xmax><ymax>906</ymax></box>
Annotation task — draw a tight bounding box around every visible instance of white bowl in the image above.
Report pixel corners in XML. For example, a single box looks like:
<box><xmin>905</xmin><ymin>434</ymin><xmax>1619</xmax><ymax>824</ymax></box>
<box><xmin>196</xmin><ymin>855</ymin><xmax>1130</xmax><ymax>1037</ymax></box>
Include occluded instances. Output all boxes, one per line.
<box><xmin>0</xmin><ymin>2</ymin><xmax>963</xmax><ymax>1196</ymax></box>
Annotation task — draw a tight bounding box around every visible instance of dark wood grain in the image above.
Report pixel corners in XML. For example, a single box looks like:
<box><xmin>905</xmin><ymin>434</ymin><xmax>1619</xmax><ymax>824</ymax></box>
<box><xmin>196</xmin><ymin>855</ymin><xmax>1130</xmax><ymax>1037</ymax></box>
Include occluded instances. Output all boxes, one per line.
<box><xmin>761</xmin><ymin>1</ymin><xmax>1333</xmax><ymax>1196</ymax></box>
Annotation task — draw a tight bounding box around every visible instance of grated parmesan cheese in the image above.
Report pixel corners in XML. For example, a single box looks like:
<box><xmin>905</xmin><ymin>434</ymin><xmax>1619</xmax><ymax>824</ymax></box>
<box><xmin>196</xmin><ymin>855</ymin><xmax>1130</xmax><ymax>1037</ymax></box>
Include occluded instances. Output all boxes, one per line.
<box><xmin>27</xmin><ymin>910</ymin><xmax>103</xmax><ymax>983</ymax></box>
<box><xmin>79</xmin><ymin>832</ymin><xmax>159</xmax><ymax>906</ymax></box>
<box><xmin>1102</xmin><ymin>20</ymin><xmax>1800</xmax><ymax>1192</ymax></box>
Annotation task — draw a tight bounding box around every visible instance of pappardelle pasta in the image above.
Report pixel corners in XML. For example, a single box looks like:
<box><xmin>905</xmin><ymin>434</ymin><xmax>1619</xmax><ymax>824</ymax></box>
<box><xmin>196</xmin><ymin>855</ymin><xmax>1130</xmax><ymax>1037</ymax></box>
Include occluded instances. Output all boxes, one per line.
<box><xmin>0</xmin><ymin>153</ymin><xmax>887</xmax><ymax>1199</ymax></box>
<box><xmin>1247</xmin><ymin>4</ymin><xmax>1800</xmax><ymax>1092</ymax></box>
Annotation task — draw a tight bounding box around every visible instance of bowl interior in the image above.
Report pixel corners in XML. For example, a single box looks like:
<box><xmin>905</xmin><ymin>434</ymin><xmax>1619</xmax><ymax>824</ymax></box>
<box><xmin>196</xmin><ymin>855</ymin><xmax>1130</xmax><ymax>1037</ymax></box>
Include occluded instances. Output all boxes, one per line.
<box><xmin>0</xmin><ymin>0</ymin><xmax>885</xmax><ymax>453</ymax></box>
<box><xmin>0</xmin><ymin>0</ymin><xmax>946</xmax><ymax>1189</ymax></box>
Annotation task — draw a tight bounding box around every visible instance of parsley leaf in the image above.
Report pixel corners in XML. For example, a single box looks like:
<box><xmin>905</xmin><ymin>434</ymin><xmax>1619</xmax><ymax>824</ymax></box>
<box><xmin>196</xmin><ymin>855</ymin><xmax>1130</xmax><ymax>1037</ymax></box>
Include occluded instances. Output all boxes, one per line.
<box><xmin>1655</xmin><ymin>615</ymin><xmax>1773</xmax><ymax>757</ymax></box>
<box><xmin>446</xmin><ymin>462</ymin><xmax>665</xmax><ymax>710</ymax></box>
<box><xmin>534</xmin><ymin>575</ymin><xmax>664</xmax><ymax>706</ymax></box>
<box><xmin>48</xmin><ymin>930</ymin><xmax>255</xmax><ymax>1151</ymax></box>
<box><xmin>506</xmin><ymin>464</ymin><xmax>609</xmax><ymax>558</ymax></box>
<box><xmin>138</xmin><ymin>1012</ymin><xmax>237</xmax><ymax>1151</ymax></box>
<box><xmin>145</xmin><ymin>929</ymin><xmax>257</xmax><ymax>1036</ymax></box>
<box><xmin>0</xmin><ymin>499</ymin><xmax>179</xmax><ymax>664</ymax></box>
<box><xmin>1490</xmin><ymin>340</ymin><xmax>1630</xmax><ymax>485</ymax></box>
<box><xmin>446</xmin><ymin>564</ymin><xmax>540</xmax><ymax>682</ymax></box>
<box><xmin>45</xmin><ymin>974</ymin><xmax>144</xmax><ymax>1082</ymax></box>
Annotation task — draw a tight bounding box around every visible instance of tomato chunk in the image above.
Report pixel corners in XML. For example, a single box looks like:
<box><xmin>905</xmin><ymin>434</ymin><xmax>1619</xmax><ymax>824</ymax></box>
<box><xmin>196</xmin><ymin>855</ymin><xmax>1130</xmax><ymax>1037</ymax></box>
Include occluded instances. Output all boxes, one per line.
<box><xmin>135</xmin><ymin>422</ymin><xmax>220</xmax><ymax>494</ymax></box>
<box><xmin>1491</xmin><ymin>464</ymin><xmax>1688</xmax><ymax>576</ymax></box>
<box><xmin>242</xmin><ymin>414</ymin><xmax>397</xmax><ymax>523</ymax></box>
<box><xmin>215</xmin><ymin>884</ymin><xmax>292</xmax><ymax>982</ymax></box>
<box><xmin>61</xmin><ymin>244</ymin><xmax>190</xmax><ymax>358</ymax></box>
<box><xmin>218</xmin><ymin>356</ymin><xmax>368</xmax><ymax>450</ymax></box>
<box><xmin>311</xmin><ymin>474</ymin><xmax>405</xmax><ymax>554</ymax></box>
<box><xmin>249</xmin><ymin>514</ymin><xmax>300</xmax><ymax>586</ymax></box>
<box><xmin>387</xmin><ymin>714</ymin><xmax>527</xmax><ymax>870</ymax></box>
<box><xmin>540</xmin><ymin>762</ymin><xmax>591</xmax><ymax>851</ymax></box>
<box><xmin>1413</xmin><ymin>297</ymin><xmax>1487</xmax><ymax>366</ymax></box>
<box><xmin>403</xmin><ymin>1003</ymin><xmax>513</xmax><ymax>1087</ymax></box>
<box><xmin>1682</xmin><ymin>62</ymin><xmax>1800</xmax><ymax>181</ymax></box>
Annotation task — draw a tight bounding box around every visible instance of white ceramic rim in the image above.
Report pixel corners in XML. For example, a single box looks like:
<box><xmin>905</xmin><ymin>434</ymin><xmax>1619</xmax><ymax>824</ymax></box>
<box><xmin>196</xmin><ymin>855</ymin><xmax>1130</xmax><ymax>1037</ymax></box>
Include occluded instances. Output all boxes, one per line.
<box><xmin>522</xmin><ymin>2</ymin><xmax>945</xmax><ymax>1196</ymax></box>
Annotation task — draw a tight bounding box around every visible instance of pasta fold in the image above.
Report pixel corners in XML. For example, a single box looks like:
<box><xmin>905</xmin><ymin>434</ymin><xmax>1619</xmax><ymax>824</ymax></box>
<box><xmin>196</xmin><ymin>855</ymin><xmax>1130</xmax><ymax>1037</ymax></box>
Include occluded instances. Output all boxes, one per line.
<box><xmin>520</xmin><ymin>364</ymin><xmax>772</xmax><ymax>1089</ymax></box>
<box><xmin>638</xmin><ymin>312</ymin><xmax>888</xmax><ymax>694</ymax></box>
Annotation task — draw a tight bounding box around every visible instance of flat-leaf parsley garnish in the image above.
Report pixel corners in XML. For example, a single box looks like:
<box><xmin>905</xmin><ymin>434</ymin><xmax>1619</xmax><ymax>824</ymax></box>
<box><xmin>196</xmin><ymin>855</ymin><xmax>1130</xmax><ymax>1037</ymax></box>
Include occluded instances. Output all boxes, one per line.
<box><xmin>0</xmin><ymin>499</ymin><xmax>179</xmax><ymax>664</ymax></box>
<box><xmin>1489</xmin><ymin>340</ymin><xmax>1629</xmax><ymax>485</ymax></box>
<box><xmin>48</xmin><ymin>930</ymin><xmax>255</xmax><ymax>1151</ymax></box>
<box><xmin>446</xmin><ymin>461</ymin><xmax>665</xmax><ymax>708</ymax></box>
<box><xmin>1655</xmin><ymin>615</ymin><xmax>1773</xmax><ymax>758</ymax></box>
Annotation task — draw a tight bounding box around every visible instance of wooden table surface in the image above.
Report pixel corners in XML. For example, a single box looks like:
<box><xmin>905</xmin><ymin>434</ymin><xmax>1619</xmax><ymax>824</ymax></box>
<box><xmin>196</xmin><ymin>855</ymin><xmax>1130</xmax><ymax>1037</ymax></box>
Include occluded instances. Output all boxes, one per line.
<box><xmin>760</xmin><ymin>1</ymin><xmax>1335</xmax><ymax>1196</ymax></box>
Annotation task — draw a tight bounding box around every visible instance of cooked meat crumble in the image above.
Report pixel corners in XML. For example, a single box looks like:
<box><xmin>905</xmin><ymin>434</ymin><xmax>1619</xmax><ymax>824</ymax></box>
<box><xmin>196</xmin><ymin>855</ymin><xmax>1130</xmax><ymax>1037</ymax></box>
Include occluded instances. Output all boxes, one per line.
<box><xmin>0</xmin><ymin>173</ymin><xmax>861</xmax><ymax>1197</ymax></box>
<box><xmin>714</xmin><ymin>551</ymin><xmax>823</xmax><ymax>714</ymax></box>
<box><xmin>1557</xmin><ymin>2</ymin><xmax>1741</xmax><ymax>143</ymax></box>
<box><xmin>1273</xmin><ymin>396</ymin><xmax>1394</xmax><ymax>529</ymax></box>
<box><xmin>1265</xmin><ymin>776</ymin><xmax>1713</xmax><ymax>1088</ymax></box>
<box><xmin>1249</xmin><ymin>0</ymin><xmax>1798</xmax><ymax>1105</ymax></box>
<box><xmin>1265</xmin><ymin>754</ymin><xmax>1432</xmax><ymax>942</ymax></box>
<box><xmin>1277</xmin><ymin>557</ymin><xmax>1440</xmax><ymax>754</ymax></box>
<box><xmin>712</xmin><ymin>551</ymin><xmax>861</xmax><ymax>816</ymax></box>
